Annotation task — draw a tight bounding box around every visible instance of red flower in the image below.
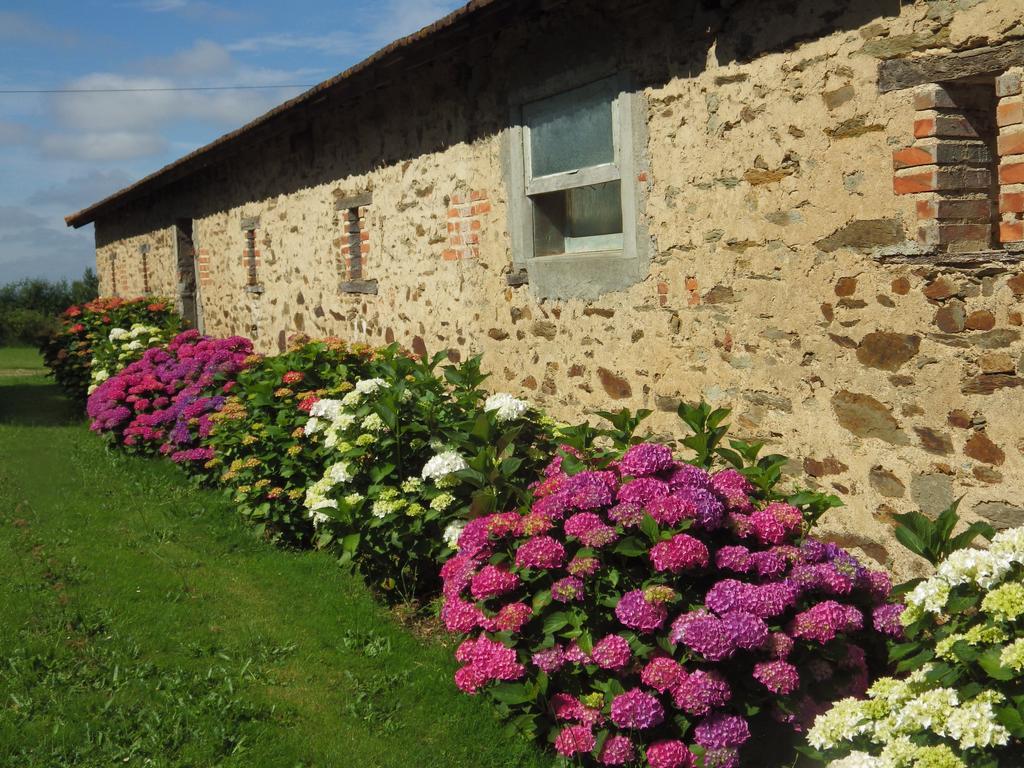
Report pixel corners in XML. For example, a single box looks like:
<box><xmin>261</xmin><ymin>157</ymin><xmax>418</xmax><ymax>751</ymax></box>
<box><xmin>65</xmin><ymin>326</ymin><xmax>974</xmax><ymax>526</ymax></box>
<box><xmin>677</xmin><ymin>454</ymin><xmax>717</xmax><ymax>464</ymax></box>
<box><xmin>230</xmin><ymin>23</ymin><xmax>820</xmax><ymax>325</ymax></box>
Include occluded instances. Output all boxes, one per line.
<box><xmin>69</xmin><ymin>323</ymin><xmax>85</xmax><ymax>334</ymax></box>
<box><xmin>147</xmin><ymin>302</ymin><xmax>166</xmax><ymax>312</ymax></box>
<box><xmin>282</xmin><ymin>370</ymin><xmax>305</xmax><ymax>385</ymax></box>
<box><xmin>298</xmin><ymin>396</ymin><xmax>319</xmax><ymax>413</ymax></box>
<box><xmin>64</xmin><ymin>306</ymin><xmax>82</xmax><ymax>317</ymax></box>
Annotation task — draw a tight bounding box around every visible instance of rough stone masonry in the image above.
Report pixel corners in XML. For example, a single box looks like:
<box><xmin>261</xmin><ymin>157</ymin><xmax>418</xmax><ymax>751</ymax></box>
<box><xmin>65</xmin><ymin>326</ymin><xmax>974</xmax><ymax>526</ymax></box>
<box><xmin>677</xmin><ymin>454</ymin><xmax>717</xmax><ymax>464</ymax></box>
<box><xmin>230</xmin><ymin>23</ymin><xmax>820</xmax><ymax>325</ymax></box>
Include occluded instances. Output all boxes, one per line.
<box><xmin>80</xmin><ymin>0</ymin><xmax>1024</xmax><ymax>579</ymax></box>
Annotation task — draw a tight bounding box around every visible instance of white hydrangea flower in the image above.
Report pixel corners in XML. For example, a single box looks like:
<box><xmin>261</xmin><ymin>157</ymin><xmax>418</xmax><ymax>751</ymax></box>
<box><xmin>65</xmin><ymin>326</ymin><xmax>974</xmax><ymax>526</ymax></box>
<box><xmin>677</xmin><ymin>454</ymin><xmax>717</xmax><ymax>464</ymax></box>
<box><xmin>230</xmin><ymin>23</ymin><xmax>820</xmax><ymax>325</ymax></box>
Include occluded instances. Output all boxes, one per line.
<box><xmin>401</xmin><ymin>477</ymin><xmax>423</xmax><ymax>494</ymax></box>
<box><xmin>361</xmin><ymin>413</ymin><xmax>386</xmax><ymax>433</ymax></box>
<box><xmin>310</xmin><ymin>511</ymin><xmax>332</xmax><ymax>527</ymax></box>
<box><xmin>893</xmin><ymin>688</ymin><xmax>958</xmax><ymax>734</ymax></box>
<box><xmin>354</xmin><ymin>378</ymin><xmax>387</xmax><ymax>395</ymax></box>
<box><xmin>484</xmin><ymin>392</ymin><xmax>529</xmax><ymax>422</ymax></box>
<box><xmin>340</xmin><ymin>390</ymin><xmax>362</xmax><ymax>407</ymax></box>
<box><xmin>808</xmin><ymin>699</ymin><xmax>874</xmax><ymax>750</ymax></box>
<box><xmin>904</xmin><ymin>577</ymin><xmax>951</xmax><ymax>615</ymax></box>
<box><xmin>421</xmin><ymin>450</ymin><xmax>468</xmax><ymax>482</ymax></box>
<box><xmin>937</xmin><ymin>548</ymin><xmax>1010</xmax><ymax>589</ymax></box>
<box><xmin>1000</xmin><ymin>637</ymin><xmax>1024</xmax><ymax>671</ymax></box>
<box><xmin>304</xmin><ymin>477</ymin><xmax>338</xmax><ymax>513</ymax></box>
<box><xmin>310</xmin><ymin>399</ymin><xmax>343</xmax><ymax>421</ymax></box>
<box><xmin>942</xmin><ymin>692</ymin><xmax>1009</xmax><ymax>750</ymax></box>
<box><xmin>430</xmin><ymin>492</ymin><xmax>456</xmax><ymax>512</ymax></box>
<box><xmin>343</xmin><ymin>492</ymin><xmax>364</xmax><ymax>506</ymax></box>
<box><xmin>91</xmin><ymin>368</ymin><xmax>111</xmax><ymax>385</ymax></box>
<box><xmin>327</xmin><ymin>462</ymin><xmax>353</xmax><ymax>484</ymax></box>
<box><xmin>443</xmin><ymin>520</ymin><xmax>466</xmax><ymax>549</ymax></box>
<box><xmin>109</xmin><ymin>327</ymin><xmax>130</xmax><ymax>341</ymax></box>
<box><xmin>827</xmin><ymin>752</ymin><xmax>888</xmax><ymax>768</ymax></box>
<box><xmin>991</xmin><ymin>526</ymin><xmax>1024</xmax><ymax>561</ymax></box>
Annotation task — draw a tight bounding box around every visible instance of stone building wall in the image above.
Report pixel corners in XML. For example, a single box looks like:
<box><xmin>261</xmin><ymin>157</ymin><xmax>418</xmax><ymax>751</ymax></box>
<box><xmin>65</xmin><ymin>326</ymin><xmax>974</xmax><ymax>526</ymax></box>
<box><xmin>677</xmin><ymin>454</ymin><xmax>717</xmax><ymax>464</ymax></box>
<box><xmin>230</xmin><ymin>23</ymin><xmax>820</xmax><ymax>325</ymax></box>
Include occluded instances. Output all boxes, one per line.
<box><xmin>91</xmin><ymin>0</ymin><xmax>1024</xmax><ymax>577</ymax></box>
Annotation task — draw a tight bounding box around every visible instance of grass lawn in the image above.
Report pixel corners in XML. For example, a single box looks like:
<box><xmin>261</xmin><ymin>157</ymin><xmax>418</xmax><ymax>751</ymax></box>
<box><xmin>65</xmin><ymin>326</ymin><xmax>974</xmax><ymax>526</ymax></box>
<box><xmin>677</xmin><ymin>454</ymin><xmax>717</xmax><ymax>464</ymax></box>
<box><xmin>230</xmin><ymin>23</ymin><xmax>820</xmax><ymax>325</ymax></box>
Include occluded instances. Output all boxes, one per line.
<box><xmin>0</xmin><ymin>345</ymin><xmax>46</xmax><ymax>372</ymax></box>
<box><xmin>0</xmin><ymin>360</ymin><xmax>553</xmax><ymax>767</ymax></box>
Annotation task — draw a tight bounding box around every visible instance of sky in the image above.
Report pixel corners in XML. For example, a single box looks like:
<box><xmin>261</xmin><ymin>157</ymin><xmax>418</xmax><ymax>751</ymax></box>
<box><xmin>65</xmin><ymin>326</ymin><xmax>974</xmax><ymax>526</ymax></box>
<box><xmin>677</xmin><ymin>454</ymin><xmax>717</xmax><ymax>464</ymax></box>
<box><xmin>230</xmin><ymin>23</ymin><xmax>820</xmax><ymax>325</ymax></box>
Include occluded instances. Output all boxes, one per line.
<box><xmin>0</xmin><ymin>0</ymin><xmax>464</xmax><ymax>284</ymax></box>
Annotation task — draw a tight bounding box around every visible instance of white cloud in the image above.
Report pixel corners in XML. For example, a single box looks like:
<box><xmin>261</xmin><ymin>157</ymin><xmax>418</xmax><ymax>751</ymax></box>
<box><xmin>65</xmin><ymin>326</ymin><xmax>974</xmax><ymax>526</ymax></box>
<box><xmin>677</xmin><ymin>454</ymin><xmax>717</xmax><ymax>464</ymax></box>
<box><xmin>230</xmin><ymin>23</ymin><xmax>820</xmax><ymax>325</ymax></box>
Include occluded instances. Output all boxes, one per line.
<box><xmin>226</xmin><ymin>30</ymin><xmax>361</xmax><ymax>56</ymax></box>
<box><xmin>0</xmin><ymin>121</ymin><xmax>30</xmax><ymax>146</ymax></box>
<box><xmin>0</xmin><ymin>205</ymin><xmax>93</xmax><ymax>283</ymax></box>
<box><xmin>38</xmin><ymin>41</ymin><xmax>318</xmax><ymax>162</ymax></box>
<box><xmin>129</xmin><ymin>0</ymin><xmax>240</xmax><ymax>22</ymax></box>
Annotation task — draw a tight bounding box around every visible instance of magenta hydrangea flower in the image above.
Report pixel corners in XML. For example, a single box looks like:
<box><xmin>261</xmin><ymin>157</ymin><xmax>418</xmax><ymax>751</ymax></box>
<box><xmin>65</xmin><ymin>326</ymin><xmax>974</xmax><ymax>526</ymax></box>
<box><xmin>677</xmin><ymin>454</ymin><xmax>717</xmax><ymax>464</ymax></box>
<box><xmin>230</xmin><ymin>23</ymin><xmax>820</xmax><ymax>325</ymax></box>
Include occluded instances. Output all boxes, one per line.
<box><xmin>721</xmin><ymin>610</ymin><xmax>769</xmax><ymax>650</ymax></box>
<box><xmin>872</xmin><ymin>603</ymin><xmax>905</xmax><ymax>638</ymax></box>
<box><xmin>591</xmin><ymin>634</ymin><xmax>632</xmax><ymax>671</ymax></box>
<box><xmin>704</xmin><ymin>747</ymin><xmax>741</xmax><ymax>768</ymax></box>
<box><xmin>650</xmin><ymin>533</ymin><xmax>709</xmax><ymax>573</ymax></box>
<box><xmin>552</xmin><ymin>576</ymin><xmax>585</xmax><ymax>603</ymax></box>
<box><xmin>514</xmin><ymin>535</ymin><xmax>566</xmax><ymax>569</ymax></box>
<box><xmin>704</xmin><ymin>579</ymin><xmax>752</xmax><ymax>615</ymax></box>
<box><xmin>564</xmin><ymin>512</ymin><xmax>605</xmax><ymax>539</ymax></box>
<box><xmin>671</xmin><ymin>668</ymin><xmax>731</xmax><ymax>715</ymax></box>
<box><xmin>554</xmin><ymin>725</ymin><xmax>595</xmax><ymax>757</ymax></box>
<box><xmin>646</xmin><ymin>740</ymin><xmax>694</xmax><ymax>768</ymax></box>
<box><xmin>607</xmin><ymin>501</ymin><xmax>646</xmax><ymax>527</ymax></box>
<box><xmin>694</xmin><ymin>713</ymin><xmax>751</xmax><ymax>749</ymax></box>
<box><xmin>673</xmin><ymin>612</ymin><xmax>735</xmax><ymax>661</ymax></box>
<box><xmin>453</xmin><ymin>635</ymin><xmax>525</xmax><ymax>694</ymax></box>
<box><xmin>564</xmin><ymin>470</ymin><xmax>618</xmax><ymax>510</ymax></box>
<box><xmin>640</xmin><ymin>656</ymin><xmax>685</xmax><ymax>693</ymax></box>
<box><xmin>520</xmin><ymin>510</ymin><xmax>554</xmax><ymax>536</ymax></box>
<box><xmin>666</xmin><ymin>462</ymin><xmax>713</xmax><ymax>491</ymax></box>
<box><xmin>493</xmin><ymin>602</ymin><xmax>532</xmax><ymax>632</ymax></box>
<box><xmin>598</xmin><ymin>735</ymin><xmax>636</xmax><ymax>765</ymax></box>
<box><xmin>790</xmin><ymin>600</ymin><xmax>863</xmax><ymax>644</ymax></box>
<box><xmin>567</xmin><ymin>556</ymin><xmax>600</xmax><ymax>577</ymax></box>
<box><xmin>715</xmin><ymin>545</ymin><xmax>753</xmax><ymax>573</ymax></box>
<box><xmin>564</xmin><ymin>641</ymin><xmax>591</xmax><ymax>665</ymax></box>
<box><xmin>551</xmin><ymin>693</ymin><xmax>602</xmax><ymax>724</ymax></box>
<box><xmin>619</xmin><ymin>443</ymin><xmax>675</xmax><ymax>476</ymax></box>
<box><xmin>456</xmin><ymin>517</ymin><xmax>493</xmax><ymax>560</ymax></box>
<box><xmin>750</xmin><ymin>502</ymin><xmax>802</xmax><ymax>545</ymax></box>
<box><xmin>532</xmin><ymin>646</ymin><xmax>566</xmax><ymax>674</ymax></box>
<box><xmin>753</xmin><ymin>659</ymin><xmax>800</xmax><ymax>694</ymax></box>
<box><xmin>610</xmin><ymin>689</ymin><xmax>665</xmax><ymax>730</ymax></box>
<box><xmin>617</xmin><ymin>477</ymin><xmax>670</xmax><ymax>505</ymax></box>
<box><xmin>442</xmin><ymin>597</ymin><xmax>485</xmax><ymax>633</ymax></box>
<box><xmin>710</xmin><ymin>469</ymin><xmax>754</xmax><ymax>511</ymax></box>
<box><xmin>470</xmin><ymin>565</ymin><xmax>520</xmax><ymax>600</ymax></box>
<box><xmin>532</xmin><ymin>491</ymin><xmax>572</xmax><ymax>520</ymax></box>
<box><xmin>766</xmin><ymin>632</ymin><xmax>795</xmax><ymax>659</ymax></box>
<box><xmin>615</xmin><ymin>590</ymin><xmax>668</xmax><ymax>633</ymax></box>
<box><xmin>866</xmin><ymin>569</ymin><xmax>893</xmax><ymax>600</ymax></box>
<box><xmin>441</xmin><ymin>554</ymin><xmax>476</xmax><ymax>598</ymax></box>
<box><xmin>751</xmin><ymin>550</ymin><xmax>788</xmax><ymax>579</ymax></box>
<box><xmin>486</xmin><ymin>512</ymin><xmax>523</xmax><ymax>538</ymax></box>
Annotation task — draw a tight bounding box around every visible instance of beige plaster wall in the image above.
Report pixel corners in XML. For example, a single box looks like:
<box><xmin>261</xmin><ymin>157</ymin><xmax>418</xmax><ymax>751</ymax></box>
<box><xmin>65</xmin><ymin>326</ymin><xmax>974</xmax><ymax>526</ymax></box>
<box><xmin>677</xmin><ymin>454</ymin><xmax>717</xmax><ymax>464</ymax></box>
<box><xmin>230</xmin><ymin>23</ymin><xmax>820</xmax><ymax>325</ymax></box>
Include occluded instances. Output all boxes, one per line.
<box><xmin>91</xmin><ymin>0</ymin><xmax>1024</xmax><ymax>577</ymax></box>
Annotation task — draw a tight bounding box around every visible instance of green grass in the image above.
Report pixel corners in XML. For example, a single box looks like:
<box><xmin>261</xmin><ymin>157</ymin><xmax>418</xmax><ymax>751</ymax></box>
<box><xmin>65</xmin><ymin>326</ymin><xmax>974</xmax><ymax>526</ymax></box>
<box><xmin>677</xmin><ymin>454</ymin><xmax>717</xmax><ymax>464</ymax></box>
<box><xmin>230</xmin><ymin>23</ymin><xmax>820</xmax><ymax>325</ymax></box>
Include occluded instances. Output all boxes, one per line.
<box><xmin>0</xmin><ymin>345</ymin><xmax>45</xmax><ymax>371</ymax></box>
<box><xmin>0</xmin><ymin>370</ymin><xmax>553</xmax><ymax>768</ymax></box>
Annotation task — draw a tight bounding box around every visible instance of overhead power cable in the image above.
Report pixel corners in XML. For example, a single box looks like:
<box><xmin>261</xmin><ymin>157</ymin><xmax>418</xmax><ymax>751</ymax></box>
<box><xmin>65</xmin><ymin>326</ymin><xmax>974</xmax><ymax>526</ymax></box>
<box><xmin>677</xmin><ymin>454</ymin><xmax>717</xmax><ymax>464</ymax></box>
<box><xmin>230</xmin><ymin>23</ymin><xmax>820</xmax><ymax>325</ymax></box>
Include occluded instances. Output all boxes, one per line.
<box><xmin>0</xmin><ymin>84</ymin><xmax>315</xmax><ymax>94</ymax></box>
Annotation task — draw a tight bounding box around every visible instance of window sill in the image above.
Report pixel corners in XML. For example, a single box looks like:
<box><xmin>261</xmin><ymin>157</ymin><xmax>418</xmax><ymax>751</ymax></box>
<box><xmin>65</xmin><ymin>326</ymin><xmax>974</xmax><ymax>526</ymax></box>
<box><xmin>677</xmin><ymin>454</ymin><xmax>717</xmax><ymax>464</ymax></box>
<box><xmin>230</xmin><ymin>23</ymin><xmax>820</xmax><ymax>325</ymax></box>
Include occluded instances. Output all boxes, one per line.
<box><xmin>244</xmin><ymin>284</ymin><xmax>265</xmax><ymax>295</ymax></box>
<box><xmin>340</xmin><ymin>279</ymin><xmax>378</xmax><ymax>295</ymax></box>
<box><xmin>521</xmin><ymin>249</ymin><xmax>643</xmax><ymax>301</ymax></box>
<box><xmin>873</xmin><ymin>242</ymin><xmax>1024</xmax><ymax>272</ymax></box>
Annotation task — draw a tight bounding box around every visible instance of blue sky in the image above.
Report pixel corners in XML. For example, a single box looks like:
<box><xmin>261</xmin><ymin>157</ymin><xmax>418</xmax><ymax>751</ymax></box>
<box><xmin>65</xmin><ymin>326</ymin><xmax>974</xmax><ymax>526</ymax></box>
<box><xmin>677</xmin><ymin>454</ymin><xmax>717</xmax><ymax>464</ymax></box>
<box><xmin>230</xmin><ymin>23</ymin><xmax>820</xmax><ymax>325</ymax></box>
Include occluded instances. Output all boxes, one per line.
<box><xmin>0</xmin><ymin>0</ymin><xmax>464</xmax><ymax>284</ymax></box>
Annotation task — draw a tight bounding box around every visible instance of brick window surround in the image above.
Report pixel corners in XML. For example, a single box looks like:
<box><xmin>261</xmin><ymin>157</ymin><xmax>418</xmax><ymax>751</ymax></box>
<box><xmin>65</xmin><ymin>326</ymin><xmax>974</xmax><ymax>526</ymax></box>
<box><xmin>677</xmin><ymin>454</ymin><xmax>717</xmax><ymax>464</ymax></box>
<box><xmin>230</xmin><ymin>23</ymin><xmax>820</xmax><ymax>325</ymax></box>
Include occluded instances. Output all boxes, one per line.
<box><xmin>444</xmin><ymin>191</ymin><xmax>489</xmax><ymax>261</ymax></box>
<box><xmin>240</xmin><ymin>215</ymin><xmax>262</xmax><ymax>291</ymax></box>
<box><xmin>334</xmin><ymin>191</ymin><xmax>377</xmax><ymax>295</ymax></box>
<box><xmin>893</xmin><ymin>67</ymin><xmax>1024</xmax><ymax>253</ymax></box>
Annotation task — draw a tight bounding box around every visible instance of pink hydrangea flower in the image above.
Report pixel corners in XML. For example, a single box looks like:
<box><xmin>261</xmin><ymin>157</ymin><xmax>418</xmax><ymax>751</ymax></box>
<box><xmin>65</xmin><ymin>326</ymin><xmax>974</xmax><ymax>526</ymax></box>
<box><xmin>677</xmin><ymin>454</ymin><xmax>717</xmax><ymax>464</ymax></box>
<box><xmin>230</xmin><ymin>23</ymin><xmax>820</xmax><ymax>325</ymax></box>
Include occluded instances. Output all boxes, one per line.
<box><xmin>649</xmin><ymin>534</ymin><xmax>709</xmax><ymax>573</ymax></box>
<box><xmin>640</xmin><ymin>656</ymin><xmax>685</xmax><ymax>693</ymax></box>
<box><xmin>567</xmin><ymin>556</ymin><xmax>600</xmax><ymax>577</ymax></box>
<box><xmin>442</xmin><ymin>597</ymin><xmax>484</xmax><ymax>633</ymax></box>
<box><xmin>615</xmin><ymin>590</ymin><xmax>668</xmax><ymax>633</ymax></box>
<box><xmin>646</xmin><ymin>740</ymin><xmax>694</xmax><ymax>768</ymax></box>
<box><xmin>591</xmin><ymin>634</ymin><xmax>632</xmax><ymax>671</ymax></box>
<box><xmin>790</xmin><ymin>600</ymin><xmax>863</xmax><ymax>644</ymax></box>
<box><xmin>694</xmin><ymin>713</ymin><xmax>750</xmax><ymax>749</ymax></box>
<box><xmin>493</xmin><ymin>602</ymin><xmax>532</xmax><ymax>632</ymax></box>
<box><xmin>617</xmin><ymin>477</ymin><xmax>670</xmax><ymax>505</ymax></box>
<box><xmin>619</xmin><ymin>443</ymin><xmax>674</xmax><ymax>476</ymax></box>
<box><xmin>671</xmin><ymin>612</ymin><xmax>734</xmax><ymax>661</ymax></box>
<box><xmin>554</xmin><ymin>725</ymin><xmax>595</xmax><ymax>757</ymax></box>
<box><xmin>872</xmin><ymin>603</ymin><xmax>905</xmax><ymax>638</ymax></box>
<box><xmin>551</xmin><ymin>576</ymin><xmax>585</xmax><ymax>603</ymax></box>
<box><xmin>610</xmin><ymin>689</ymin><xmax>665</xmax><ymax>730</ymax></box>
<box><xmin>671</xmin><ymin>668</ymin><xmax>731</xmax><ymax>715</ymax></box>
<box><xmin>532</xmin><ymin>646</ymin><xmax>566</xmax><ymax>673</ymax></box>
<box><xmin>514</xmin><ymin>535</ymin><xmax>566</xmax><ymax>569</ymax></box>
<box><xmin>453</xmin><ymin>636</ymin><xmax>525</xmax><ymax>694</ymax></box>
<box><xmin>598</xmin><ymin>735</ymin><xmax>636</xmax><ymax>765</ymax></box>
<box><xmin>753</xmin><ymin>659</ymin><xmax>800</xmax><ymax>694</ymax></box>
<box><xmin>711</xmin><ymin>469</ymin><xmax>754</xmax><ymax>512</ymax></box>
<box><xmin>470</xmin><ymin>565</ymin><xmax>520</xmax><ymax>600</ymax></box>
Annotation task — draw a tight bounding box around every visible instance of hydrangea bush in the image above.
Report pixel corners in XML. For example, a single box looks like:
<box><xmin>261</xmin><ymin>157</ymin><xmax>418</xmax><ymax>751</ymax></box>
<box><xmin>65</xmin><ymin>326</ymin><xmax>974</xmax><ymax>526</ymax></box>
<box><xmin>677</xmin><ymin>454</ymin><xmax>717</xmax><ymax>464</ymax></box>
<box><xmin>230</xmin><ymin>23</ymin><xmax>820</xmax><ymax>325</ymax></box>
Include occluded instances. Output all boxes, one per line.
<box><xmin>41</xmin><ymin>297</ymin><xmax>179</xmax><ymax>402</ymax></box>
<box><xmin>302</xmin><ymin>346</ymin><xmax>555</xmax><ymax>601</ymax></box>
<box><xmin>86</xmin><ymin>330</ymin><xmax>252</xmax><ymax>463</ymax></box>
<box><xmin>808</xmin><ymin>525</ymin><xmax>1024</xmax><ymax>768</ymax></box>
<box><xmin>442</xmin><ymin>429</ymin><xmax>895</xmax><ymax>768</ymax></box>
<box><xmin>201</xmin><ymin>337</ymin><xmax>375</xmax><ymax>543</ymax></box>
<box><xmin>88</xmin><ymin>323</ymin><xmax>175</xmax><ymax>394</ymax></box>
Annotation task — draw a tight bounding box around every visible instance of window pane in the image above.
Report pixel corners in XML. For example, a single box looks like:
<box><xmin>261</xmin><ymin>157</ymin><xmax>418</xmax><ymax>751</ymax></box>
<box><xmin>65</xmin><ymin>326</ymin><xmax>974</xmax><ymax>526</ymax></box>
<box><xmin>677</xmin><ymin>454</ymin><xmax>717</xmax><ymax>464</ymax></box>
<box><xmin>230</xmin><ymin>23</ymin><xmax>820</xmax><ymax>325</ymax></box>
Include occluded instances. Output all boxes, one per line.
<box><xmin>532</xmin><ymin>181</ymin><xmax>623</xmax><ymax>257</ymax></box>
<box><xmin>525</xmin><ymin>79</ymin><xmax>615</xmax><ymax>178</ymax></box>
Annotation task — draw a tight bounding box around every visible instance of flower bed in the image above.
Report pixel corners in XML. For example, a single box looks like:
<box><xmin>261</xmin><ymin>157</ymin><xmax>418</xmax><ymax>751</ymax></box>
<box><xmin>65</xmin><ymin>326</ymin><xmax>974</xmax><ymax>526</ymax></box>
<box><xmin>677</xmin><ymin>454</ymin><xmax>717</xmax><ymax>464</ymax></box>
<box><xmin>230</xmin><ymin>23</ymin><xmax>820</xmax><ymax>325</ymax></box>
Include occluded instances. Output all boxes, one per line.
<box><xmin>40</xmin><ymin>297</ymin><xmax>179</xmax><ymax>402</ymax></box>
<box><xmin>809</xmin><ymin>525</ymin><xmax>1024</xmax><ymax>768</ymax></box>
<box><xmin>441</xmin><ymin>439</ymin><xmax>895</xmax><ymax>767</ymax></box>
<box><xmin>87</xmin><ymin>330</ymin><xmax>252</xmax><ymax>463</ymax></box>
<box><xmin>302</xmin><ymin>347</ymin><xmax>555</xmax><ymax>600</ymax></box>
<box><xmin>202</xmin><ymin>336</ymin><xmax>376</xmax><ymax>543</ymax></box>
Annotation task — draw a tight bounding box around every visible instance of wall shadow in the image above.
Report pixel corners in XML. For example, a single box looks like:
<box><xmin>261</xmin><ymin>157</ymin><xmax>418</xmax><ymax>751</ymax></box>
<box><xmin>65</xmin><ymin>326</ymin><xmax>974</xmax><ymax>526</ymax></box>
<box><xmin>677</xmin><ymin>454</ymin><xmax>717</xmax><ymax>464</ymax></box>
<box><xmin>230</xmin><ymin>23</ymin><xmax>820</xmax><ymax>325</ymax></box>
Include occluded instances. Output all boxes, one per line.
<box><xmin>0</xmin><ymin>381</ymin><xmax>84</xmax><ymax>427</ymax></box>
<box><xmin>94</xmin><ymin>0</ymin><xmax>898</xmax><ymax>246</ymax></box>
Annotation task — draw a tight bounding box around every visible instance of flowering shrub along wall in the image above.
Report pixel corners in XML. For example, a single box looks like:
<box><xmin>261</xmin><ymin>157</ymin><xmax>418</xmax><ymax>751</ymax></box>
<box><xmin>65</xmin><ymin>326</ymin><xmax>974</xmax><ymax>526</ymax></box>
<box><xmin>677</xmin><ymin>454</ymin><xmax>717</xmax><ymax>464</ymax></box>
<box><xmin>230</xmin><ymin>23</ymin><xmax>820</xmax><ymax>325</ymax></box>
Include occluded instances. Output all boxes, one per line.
<box><xmin>301</xmin><ymin>348</ymin><xmax>555</xmax><ymax>600</ymax></box>
<box><xmin>49</xmin><ymin>300</ymin><xmax>1024</xmax><ymax>768</ymax></box>
<box><xmin>441</xmin><ymin>438</ymin><xmax>898</xmax><ymax>768</ymax></box>
<box><xmin>203</xmin><ymin>337</ymin><xmax>376</xmax><ymax>544</ymax></box>
<box><xmin>40</xmin><ymin>297</ymin><xmax>180</xmax><ymax>402</ymax></box>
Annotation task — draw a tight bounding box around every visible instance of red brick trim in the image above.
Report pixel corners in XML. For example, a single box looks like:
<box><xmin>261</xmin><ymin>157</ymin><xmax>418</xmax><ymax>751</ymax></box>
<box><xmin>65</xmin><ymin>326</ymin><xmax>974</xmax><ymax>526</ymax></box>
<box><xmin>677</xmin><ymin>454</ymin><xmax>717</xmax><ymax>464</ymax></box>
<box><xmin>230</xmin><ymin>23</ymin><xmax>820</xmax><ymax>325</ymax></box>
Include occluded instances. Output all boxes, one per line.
<box><xmin>444</xmin><ymin>190</ymin><xmax>489</xmax><ymax>260</ymax></box>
